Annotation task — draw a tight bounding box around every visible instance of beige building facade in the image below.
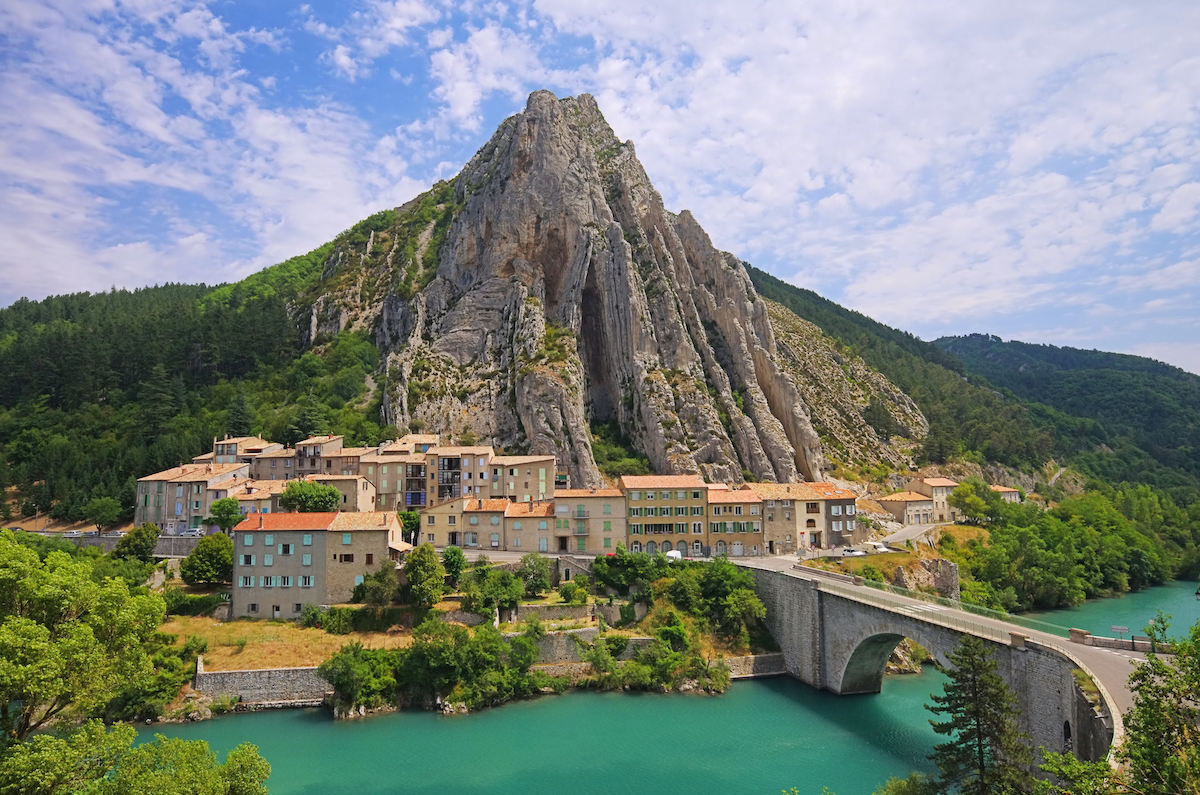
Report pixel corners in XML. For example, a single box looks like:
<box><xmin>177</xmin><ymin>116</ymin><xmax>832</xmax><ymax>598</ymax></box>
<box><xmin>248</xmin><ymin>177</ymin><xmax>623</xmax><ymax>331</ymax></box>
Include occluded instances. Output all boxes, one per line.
<box><xmin>620</xmin><ymin>475</ymin><xmax>709</xmax><ymax>557</ymax></box>
<box><xmin>135</xmin><ymin>463</ymin><xmax>249</xmax><ymax>533</ymax></box>
<box><xmin>552</xmin><ymin>488</ymin><xmax>625</xmax><ymax>554</ymax></box>
<box><xmin>907</xmin><ymin>477</ymin><xmax>960</xmax><ymax>522</ymax></box>
<box><xmin>878</xmin><ymin>491</ymin><xmax>935</xmax><ymax>525</ymax></box>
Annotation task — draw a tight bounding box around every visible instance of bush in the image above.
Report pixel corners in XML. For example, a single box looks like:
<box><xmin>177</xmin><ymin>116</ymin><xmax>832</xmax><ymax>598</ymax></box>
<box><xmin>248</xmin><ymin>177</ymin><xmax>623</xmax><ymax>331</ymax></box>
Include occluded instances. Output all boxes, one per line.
<box><xmin>180</xmin><ymin>532</ymin><xmax>233</xmax><ymax>585</ymax></box>
<box><xmin>163</xmin><ymin>588</ymin><xmax>226</xmax><ymax>617</ymax></box>
<box><xmin>618</xmin><ymin>603</ymin><xmax>637</xmax><ymax>626</ymax></box>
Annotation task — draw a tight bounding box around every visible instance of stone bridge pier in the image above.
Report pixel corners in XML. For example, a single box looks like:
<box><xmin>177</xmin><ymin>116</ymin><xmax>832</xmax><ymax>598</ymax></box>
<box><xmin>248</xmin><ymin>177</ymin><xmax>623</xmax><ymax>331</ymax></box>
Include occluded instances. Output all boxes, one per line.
<box><xmin>751</xmin><ymin>569</ymin><xmax>1113</xmax><ymax>763</ymax></box>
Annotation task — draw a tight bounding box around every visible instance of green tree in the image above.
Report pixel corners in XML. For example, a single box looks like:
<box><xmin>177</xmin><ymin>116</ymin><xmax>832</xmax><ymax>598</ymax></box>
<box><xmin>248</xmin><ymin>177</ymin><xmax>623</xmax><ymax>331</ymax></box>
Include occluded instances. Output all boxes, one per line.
<box><xmin>225</xmin><ymin>390</ymin><xmax>254</xmax><ymax>437</ymax></box>
<box><xmin>112</xmin><ymin>523</ymin><xmax>160</xmax><ymax>563</ymax></box>
<box><xmin>517</xmin><ymin>553</ymin><xmax>551</xmax><ymax>598</ymax></box>
<box><xmin>361</xmin><ymin>563</ymin><xmax>400</xmax><ymax>611</ymax></box>
<box><xmin>926</xmin><ymin>635</ymin><xmax>1032</xmax><ymax>794</ymax></box>
<box><xmin>948</xmin><ymin>479</ymin><xmax>1004</xmax><ymax>525</ymax></box>
<box><xmin>441</xmin><ymin>546</ymin><xmax>467</xmax><ymax>587</ymax></box>
<box><xmin>863</xmin><ymin>396</ymin><xmax>898</xmax><ymax>438</ymax></box>
<box><xmin>204</xmin><ymin>497</ymin><xmax>244</xmax><ymax>533</ymax></box>
<box><xmin>1119</xmin><ymin>614</ymin><xmax>1200</xmax><ymax>795</ymax></box>
<box><xmin>179</xmin><ymin>532</ymin><xmax>234</xmax><ymax>586</ymax></box>
<box><xmin>403</xmin><ymin>543</ymin><xmax>445</xmax><ymax>609</ymax></box>
<box><xmin>0</xmin><ymin>531</ymin><xmax>165</xmax><ymax>744</ymax></box>
<box><xmin>83</xmin><ymin>497</ymin><xmax>122</xmax><ymax>533</ymax></box>
<box><xmin>278</xmin><ymin>480</ymin><xmax>340</xmax><ymax>512</ymax></box>
<box><xmin>399</xmin><ymin>510</ymin><xmax>420</xmax><ymax>544</ymax></box>
<box><xmin>286</xmin><ymin>391</ymin><xmax>328</xmax><ymax>443</ymax></box>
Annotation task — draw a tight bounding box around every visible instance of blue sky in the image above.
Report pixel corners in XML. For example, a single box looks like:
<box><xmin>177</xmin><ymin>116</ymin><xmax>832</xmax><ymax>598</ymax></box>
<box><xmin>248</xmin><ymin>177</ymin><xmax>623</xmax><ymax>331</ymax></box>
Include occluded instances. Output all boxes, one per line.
<box><xmin>2</xmin><ymin>1</ymin><xmax>1199</xmax><ymax>374</ymax></box>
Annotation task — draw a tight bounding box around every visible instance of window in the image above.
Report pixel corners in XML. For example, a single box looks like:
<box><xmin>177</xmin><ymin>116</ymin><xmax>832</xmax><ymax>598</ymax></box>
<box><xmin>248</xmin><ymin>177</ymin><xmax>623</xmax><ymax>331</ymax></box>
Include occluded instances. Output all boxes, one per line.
<box><xmin>465</xmin><ymin>532</ymin><xmax>478</xmax><ymax>546</ymax></box>
<box><xmin>734</xmin><ymin>506</ymin><xmax>743</xmax><ymax>515</ymax></box>
<box><xmin>538</xmin><ymin>521</ymin><xmax>547</xmax><ymax>530</ymax></box>
<box><xmin>630</xmin><ymin>524</ymin><xmax>641</xmax><ymax>534</ymax></box>
<box><xmin>832</xmin><ymin>520</ymin><xmax>843</xmax><ymax>531</ymax></box>
<box><xmin>847</xmin><ymin>505</ymin><xmax>856</xmax><ymax>515</ymax></box>
<box><xmin>301</xmin><ymin>576</ymin><xmax>313</xmax><ymax>588</ymax></box>
<box><xmin>676</xmin><ymin>523</ymin><xmax>686</xmax><ymax>533</ymax></box>
<box><xmin>469</xmin><ymin>515</ymin><xmax>479</xmax><ymax>525</ymax></box>
<box><xmin>490</xmin><ymin>533</ymin><xmax>500</xmax><ymax>547</ymax></box>
<box><xmin>426</xmin><ymin>533</ymin><xmax>435</xmax><ymax>542</ymax></box>
<box><xmin>848</xmin><ymin>520</ymin><xmax>856</xmax><ymax>531</ymax></box>
<box><xmin>240</xmin><ymin>576</ymin><xmax>253</xmax><ymax>587</ymax></box>
<box><xmin>264</xmin><ymin>534</ymin><xmax>274</xmax><ymax>545</ymax></box>
<box><xmin>302</xmin><ymin>553</ymin><xmax>311</xmax><ymax>566</ymax></box>
<box><xmin>447</xmin><ymin>516</ymin><xmax>456</xmax><ymax>525</ymax></box>
<box><xmin>280</xmin><ymin>543</ymin><xmax>293</xmax><ymax>555</ymax></box>
<box><xmin>602</xmin><ymin>504</ymin><xmax>611</xmax><ymax>515</ymax></box>
<box><xmin>692</xmin><ymin>522</ymin><xmax>703</xmax><ymax>534</ymax></box>
<box><xmin>490</xmin><ymin>516</ymin><xmax>500</xmax><ymax>525</ymax></box>
<box><xmin>427</xmin><ymin>515</ymin><xmax>435</xmax><ymax>525</ymax></box>
<box><xmin>263</xmin><ymin>554</ymin><xmax>273</xmax><ymax>566</ymax></box>
<box><xmin>248</xmin><ymin>603</ymin><xmax>258</xmax><ymax>613</ymax></box>
<box><xmin>806</xmin><ymin>502</ymin><xmax>819</xmax><ymax>514</ymax></box>
<box><xmin>261</xmin><ymin>576</ymin><xmax>273</xmax><ymax>588</ymax></box>
<box><xmin>243</xmin><ymin>533</ymin><xmax>254</xmax><ymax>546</ymax></box>
<box><xmin>603</xmin><ymin>520</ymin><xmax>611</xmax><ymax>531</ymax></box>
<box><xmin>631</xmin><ymin>491</ymin><xmax>641</xmax><ymax>500</ymax></box>
<box><xmin>342</xmin><ymin>533</ymin><xmax>352</xmax><ymax>545</ymax></box>
<box><xmin>538</xmin><ymin>537</ymin><xmax>548</xmax><ymax>552</ymax></box>
<box><xmin>366</xmin><ymin>554</ymin><xmax>374</xmax><ymax>565</ymax></box>
<box><xmin>831</xmin><ymin>505</ymin><xmax>842</xmax><ymax>516</ymax></box>
<box><xmin>339</xmin><ymin>554</ymin><xmax>354</xmax><ymax>563</ymax></box>
<box><xmin>577</xmin><ymin>537</ymin><xmax>586</xmax><ymax>552</ymax></box>
<box><xmin>513</xmin><ymin>537</ymin><xmax>521</xmax><ymax>548</ymax></box>
<box><xmin>240</xmin><ymin>554</ymin><xmax>255</xmax><ymax>566</ymax></box>
<box><xmin>280</xmin><ymin>576</ymin><xmax>292</xmax><ymax>588</ymax></box>
<box><xmin>354</xmin><ymin>575</ymin><xmax>364</xmax><ymax>586</ymax></box>
<box><xmin>294</xmin><ymin>603</ymin><xmax>302</xmax><ymax>613</ymax></box>
<box><xmin>302</xmin><ymin>533</ymin><xmax>312</xmax><ymax>546</ymax></box>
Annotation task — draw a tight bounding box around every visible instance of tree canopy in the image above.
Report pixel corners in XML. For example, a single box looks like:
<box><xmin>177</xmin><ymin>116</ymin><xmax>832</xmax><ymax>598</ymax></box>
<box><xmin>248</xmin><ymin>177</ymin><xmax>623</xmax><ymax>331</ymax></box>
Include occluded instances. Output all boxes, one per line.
<box><xmin>278</xmin><ymin>480</ymin><xmax>340</xmax><ymax>512</ymax></box>
<box><xmin>179</xmin><ymin>532</ymin><xmax>234</xmax><ymax>586</ymax></box>
<box><xmin>112</xmin><ymin>523</ymin><xmax>160</xmax><ymax>563</ymax></box>
<box><xmin>402</xmin><ymin>543</ymin><xmax>445</xmax><ymax>609</ymax></box>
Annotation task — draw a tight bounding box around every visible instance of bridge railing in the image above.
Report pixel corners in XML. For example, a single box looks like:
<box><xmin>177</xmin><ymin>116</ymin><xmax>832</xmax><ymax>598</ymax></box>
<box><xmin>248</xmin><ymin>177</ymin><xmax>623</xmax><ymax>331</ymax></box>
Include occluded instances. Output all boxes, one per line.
<box><xmin>855</xmin><ymin>578</ymin><xmax>1074</xmax><ymax>638</ymax></box>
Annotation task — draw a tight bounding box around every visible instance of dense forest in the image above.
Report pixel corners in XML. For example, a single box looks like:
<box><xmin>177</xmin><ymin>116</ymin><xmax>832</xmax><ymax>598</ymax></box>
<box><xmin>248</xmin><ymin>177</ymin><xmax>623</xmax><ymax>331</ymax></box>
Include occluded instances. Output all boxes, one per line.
<box><xmin>936</xmin><ymin>334</ymin><xmax>1200</xmax><ymax>495</ymax></box>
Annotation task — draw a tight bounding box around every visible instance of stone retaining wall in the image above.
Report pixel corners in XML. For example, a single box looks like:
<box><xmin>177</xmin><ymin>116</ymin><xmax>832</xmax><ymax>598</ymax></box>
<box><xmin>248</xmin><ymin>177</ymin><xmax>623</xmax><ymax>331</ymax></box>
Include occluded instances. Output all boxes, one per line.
<box><xmin>1068</xmin><ymin>628</ymin><xmax>1171</xmax><ymax>653</ymax></box>
<box><xmin>725</xmin><ymin>653</ymin><xmax>786</xmax><ymax>679</ymax></box>
<box><xmin>193</xmin><ymin>656</ymin><xmax>329</xmax><ymax>705</ymax></box>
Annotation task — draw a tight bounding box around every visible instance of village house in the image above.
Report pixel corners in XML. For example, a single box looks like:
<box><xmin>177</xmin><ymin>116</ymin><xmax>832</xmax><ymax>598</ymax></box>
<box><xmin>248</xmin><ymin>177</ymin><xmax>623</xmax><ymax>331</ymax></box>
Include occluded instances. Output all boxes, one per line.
<box><xmin>990</xmin><ymin>484</ymin><xmax>1021</xmax><ymax>503</ymax></box>
<box><xmin>619</xmin><ymin>474</ymin><xmax>710</xmax><ymax>557</ymax></box>
<box><xmin>134</xmin><ymin>462</ymin><xmax>248</xmax><ymax>534</ymax></box>
<box><xmin>295</xmin><ymin>435</ymin><xmax>348</xmax><ymax>477</ymax></box>
<box><xmin>229</xmin><ymin>511</ymin><xmax>403</xmax><ymax>619</ymax></box>
<box><xmin>877</xmin><ymin>491</ymin><xmax>935</xmax><ymax>525</ymax></box>
<box><xmin>227</xmin><ymin>478</ymin><xmax>289</xmax><ymax>515</ymax></box>
<box><xmin>742</xmin><ymin>481</ymin><xmax>860</xmax><ymax>553</ymax></box>
<box><xmin>193</xmin><ymin>436</ymin><xmax>283</xmax><ymax>465</ymax></box>
<box><xmin>489</xmin><ymin>454</ymin><xmax>556</xmax><ymax>502</ymax></box>
<box><xmin>249</xmin><ymin>448</ymin><xmax>297</xmax><ymax>480</ymax></box>
<box><xmin>906</xmin><ymin>477</ymin><xmax>960</xmax><ymax>522</ymax></box>
<box><xmin>706</xmin><ymin>487</ymin><xmax>765</xmax><ymax>557</ymax></box>
<box><xmin>503</xmin><ymin>500</ymin><xmax>557</xmax><ymax>553</ymax></box>
<box><xmin>552</xmin><ymin>488</ymin><xmax>625</xmax><ymax>555</ymax></box>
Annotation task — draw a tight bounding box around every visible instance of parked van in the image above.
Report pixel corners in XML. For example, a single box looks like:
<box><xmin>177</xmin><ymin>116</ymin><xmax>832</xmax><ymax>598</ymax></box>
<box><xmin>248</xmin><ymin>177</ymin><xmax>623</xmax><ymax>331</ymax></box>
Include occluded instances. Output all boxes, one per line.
<box><xmin>865</xmin><ymin>542</ymin><xmax>890</xmax><ymax>554</ymax></box>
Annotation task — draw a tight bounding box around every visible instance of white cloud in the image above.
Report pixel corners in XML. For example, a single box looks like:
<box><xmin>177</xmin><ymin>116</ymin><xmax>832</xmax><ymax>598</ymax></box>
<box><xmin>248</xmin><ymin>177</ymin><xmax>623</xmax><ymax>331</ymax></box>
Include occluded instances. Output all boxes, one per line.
<box><xmin>1151</xmin><ymin>183</ymin><xmax>1200</xmax><ymax>232</ymax></box>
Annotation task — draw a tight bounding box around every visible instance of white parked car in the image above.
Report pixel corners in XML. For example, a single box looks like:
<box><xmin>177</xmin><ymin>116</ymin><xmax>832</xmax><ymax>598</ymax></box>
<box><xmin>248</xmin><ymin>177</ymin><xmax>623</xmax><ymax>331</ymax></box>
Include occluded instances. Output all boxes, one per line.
<box><xmin>841</xmin><ymin>548</ymin><xmax>867</xmax><ymax>557</ymax></box>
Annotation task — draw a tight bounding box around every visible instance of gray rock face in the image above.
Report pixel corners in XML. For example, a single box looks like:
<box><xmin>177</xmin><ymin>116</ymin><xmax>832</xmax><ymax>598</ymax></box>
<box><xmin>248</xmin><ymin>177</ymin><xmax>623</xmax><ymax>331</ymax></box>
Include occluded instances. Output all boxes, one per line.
<box><xmin>303</xmin><ymin>90</ymin><xmax>843</xmax><ymax>486</ymax></box>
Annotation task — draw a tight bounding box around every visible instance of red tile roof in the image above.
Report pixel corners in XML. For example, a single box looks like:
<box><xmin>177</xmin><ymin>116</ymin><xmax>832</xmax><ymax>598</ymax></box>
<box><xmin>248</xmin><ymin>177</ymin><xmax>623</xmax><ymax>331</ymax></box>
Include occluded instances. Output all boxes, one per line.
<box><xmin>619</xmin><ymin>474</ymin><xmax>707</xmax><ymax>490</ymax></box>
<box><xmin>554</xmin><ymin>488</ymin><xmax>623</xmax><ymax>498</ymax></box>
<box><xmin>878</xmin><ymin>491</ymin><xmax>933</xmax><ymax>503</ymax></box>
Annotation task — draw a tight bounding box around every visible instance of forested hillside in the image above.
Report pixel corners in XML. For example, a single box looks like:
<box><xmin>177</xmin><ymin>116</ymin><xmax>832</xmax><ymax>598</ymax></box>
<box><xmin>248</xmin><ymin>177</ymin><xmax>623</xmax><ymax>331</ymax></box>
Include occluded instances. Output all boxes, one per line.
<box><xmin>749</xmin><ymin>267</ymin><xmax>1200</xmax><ymax>506</ymax></box>
<box><xmin>0</xmin><ymin>241</ymin><xmax>400</xmax><ymax>523</ymax></box>
<box><xmin>936</xmin><ymin>334</ymin><xmax>1200</xmax><ymax>494</ymax></box>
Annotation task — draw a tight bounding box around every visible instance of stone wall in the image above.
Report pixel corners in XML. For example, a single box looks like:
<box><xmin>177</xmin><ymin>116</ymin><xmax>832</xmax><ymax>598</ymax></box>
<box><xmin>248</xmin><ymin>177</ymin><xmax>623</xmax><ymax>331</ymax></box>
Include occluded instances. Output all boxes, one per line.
<box><xmin>1068</xmin><ymin>629</ymin><xmax>1169</xmax><ymax>653</ymax></box>
<box><xmin>193</xmin><ymin>656</ymin><xmax>329</xmax><ymax>705</ymax></box>
<box><xmin>72</xmin><ymin>535</ymin><xmax>200</xmax><ymax>558</ymax></box>
<box><xmin>513</xmin><ymin>603</ymin><xmax>593</xmax><ymax>622</ymax></box>
<box><xmin>725</xmin><ymin>653</ymin><xmax>786</xmax><ymax>679</ymax></box>
<box><xmin>507</xmin><ymin>628</ymin><xmax>655</xmax><ymax>663</ymax></box>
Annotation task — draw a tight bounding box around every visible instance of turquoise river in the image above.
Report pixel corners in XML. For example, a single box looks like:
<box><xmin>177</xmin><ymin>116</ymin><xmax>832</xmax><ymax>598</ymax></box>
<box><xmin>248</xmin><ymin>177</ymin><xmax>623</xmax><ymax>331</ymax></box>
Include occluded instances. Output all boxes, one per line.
<box><xmin>145</xmin><ymin>580</ymin><xmax>1200</xmax><ymax>794</ymax></box>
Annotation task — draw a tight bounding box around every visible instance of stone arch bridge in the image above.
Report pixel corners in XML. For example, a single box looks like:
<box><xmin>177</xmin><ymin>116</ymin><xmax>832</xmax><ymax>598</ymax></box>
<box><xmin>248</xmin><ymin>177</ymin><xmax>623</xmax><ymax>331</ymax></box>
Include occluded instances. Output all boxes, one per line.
<box><xmin>749</xmin><ymin>566</ymin><xmax>1127</xmax><ymax>763</ymax></box>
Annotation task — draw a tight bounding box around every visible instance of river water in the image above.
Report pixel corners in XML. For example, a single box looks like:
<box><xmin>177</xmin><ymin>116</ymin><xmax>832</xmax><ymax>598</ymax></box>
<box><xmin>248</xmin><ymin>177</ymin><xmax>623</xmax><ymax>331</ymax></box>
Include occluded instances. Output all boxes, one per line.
<box><xmin>1023</xmin><ymin>578</ymin><xmax>1200</xmax><ymax>638</ymax></box>
<box><xmin>146</xmin><ymin>674</ymin><xmax>946</xmax><ymax>794</ymax></box>
<box><xmin>146</xmin><ymin>580</ymin><xmax>1200</xmax><ymax>793</ymax></box>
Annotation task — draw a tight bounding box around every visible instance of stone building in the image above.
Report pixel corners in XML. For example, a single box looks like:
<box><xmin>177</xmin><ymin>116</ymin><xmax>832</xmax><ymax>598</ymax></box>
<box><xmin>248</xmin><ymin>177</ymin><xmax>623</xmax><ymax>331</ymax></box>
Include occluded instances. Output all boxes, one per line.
<box><xmin>229</xmin><ymin>511</ymin><xmax>400</xmax><ymax>619</ymax></box>
<box><xmin>503</xmin><ymin>501</ymin><xmax>557</xmax><ymax>553</ymax></box>
<box><xmin>906</xmin><ymin>477</ymin><xmax>960</xmax><ymax>522</ymax></box>
<box><xmin>706</xmin><ymin>487</ymin><xmax>765</xmax><ymax>557</ymax></box>
<box><xmin>134</xmin><ymin>462</ymin><xmax>249</xmax><ymax>534</ymax></box>
<box><xmin>552</xmin><ymin>488</ymin><xmax>625</xmax><ymax>554</ymax></box>
<box><xmin>620</xmin><ymin>474</ymin><xmax>709</xmax><ymax>557</ymax></box>
<box><xmin>877</xmin><ymin>491</ymin><xmax>935</xmax><ymax>525</ymax></box>
<box><xmin>990</xmin><ymin>484</ymin><xmax>1021</xmax><ymax>503</ymax></box>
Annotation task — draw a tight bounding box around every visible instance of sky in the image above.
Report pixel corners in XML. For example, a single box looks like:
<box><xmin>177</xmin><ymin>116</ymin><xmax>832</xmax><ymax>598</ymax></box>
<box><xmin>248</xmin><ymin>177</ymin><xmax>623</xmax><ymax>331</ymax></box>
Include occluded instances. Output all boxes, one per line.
<box><xmin>2</xmin><ymin>2</ymin><xmax>1199</xmax><ymax>374</ymax></box>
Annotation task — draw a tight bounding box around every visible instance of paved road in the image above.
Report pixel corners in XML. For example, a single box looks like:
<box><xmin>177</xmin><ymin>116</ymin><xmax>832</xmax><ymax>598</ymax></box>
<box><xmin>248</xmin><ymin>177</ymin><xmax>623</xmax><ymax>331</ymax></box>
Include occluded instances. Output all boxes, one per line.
<box><xmin>735</xmin><ymin>557</ymin><xmax>1139</xmax><ymax>727</ymax></box>
<box><xmin>881</xmin><ymin>522</ymin><xmax>945</xmax><ymax>546</ymax></box>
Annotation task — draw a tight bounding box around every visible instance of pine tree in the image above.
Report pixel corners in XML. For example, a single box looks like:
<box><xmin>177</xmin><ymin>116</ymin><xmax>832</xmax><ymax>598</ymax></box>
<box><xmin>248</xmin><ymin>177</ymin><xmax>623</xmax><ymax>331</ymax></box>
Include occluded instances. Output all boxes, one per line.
<box><xmin>286</xmin><ymin>392</ymin><xmax>328</xmax><ymax>444</ymax></box>
<box><xmin>926</xmin><ymin>635</ymin><xmax>1032</xmax><ymax>795</ymax></box>
<box><xmin>226</xmin><ymin>390</ymin><xmax>253</xmax><ymax>437</ymax></box>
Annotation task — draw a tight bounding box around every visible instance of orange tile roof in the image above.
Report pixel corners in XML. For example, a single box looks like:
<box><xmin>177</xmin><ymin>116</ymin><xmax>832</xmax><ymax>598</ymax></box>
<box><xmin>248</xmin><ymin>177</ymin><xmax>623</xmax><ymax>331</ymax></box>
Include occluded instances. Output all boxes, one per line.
<box><xmin>990</xmin><ymin>484</ymin><xmax>1019</xmax><ymax>493</ymax></box>
<box><xmin>878</xmin><ymin>491</ymin><xmax>933</xmax><ymax>503</ymax></box>
<box><xmin>330</xmin><ymin>512</ymin><xmax>397</xmax><ymax>531</ymax></box>
<box><xmin>554</xmin><ymin>488</ymin><xmax>623</xmax><ymax>498</ymax></box>
<box><xmin>359</xmin><ymin>452</ymin><xmax>425</xmax><ymax>464</ymax></box>
<box><xmin>430</xmin><ymin>446</ymin><xmax>495</xmax><ymax>456</ymax></box>
<box><xmin>139</xmin><ymin>463</ymin><xmax>247</xmax><ymax>482</ymax></box>
<box><xmin>192</xmin><ymin>452</ymin><xmax>215</xmax><ymax>462</ymax></box>
<box><xmin>920</xmin><ymin>477</ymin><xmax>959</xmax><ymax>487</ymax></box>
<box><xmin>464</xmin><ymin>499</ymin><xmax>510</xmax><ymax>513</ymax></box>
<box><xmin>742</xmin><ymin>481</ymin><xmax>856</xmax><ymax>501</ymax></box>
<box><xmin>619</xmin><ymin>474</ymin><xmax>707</xmax><ymax>490</ymax></box>
<box><xmin>332</xmin><ymin>447</ymin><xmax>372</xmax><ymax>457</ymax></box>
<box><xmin>306</xmin><ymin>474</ymin><xmax>368</xmax><ymax>482</ymax></box>
<box><xmin>707</xmin><ymin>489</ymin><xmax>761</xmax><ymax>504</ymax></box>
<box><xmin>234</xmin><ymin>512</ymin><xmax>338</xmax><ymax>531</ymax></box>
<box><xmin>230</xmin><ymin>479</ymin><xmax>290</xmax><ymax>500</ymax></box>
<box><xmin>297</xmin><ymin>435</ymin><xmax>343</xmax><ymax>445</ymax></box>
<box><xmin>504</xmin><ymin>501</ymin><xmax>556</xmax><ymax>518</ymax></box>
<box><xmin>220</xmin><ymin>436</ymin><xmax>274</xmax><ymax>446</ymax></box>
<box><xmin>257</xmin><ymin>448</ymin><xmax>297</xmax><ymax>459</ymax></box>
<box><xmin>490</xmin><ymin>454</ymin><xmax>555</xmax><ymax>465</ymax></box>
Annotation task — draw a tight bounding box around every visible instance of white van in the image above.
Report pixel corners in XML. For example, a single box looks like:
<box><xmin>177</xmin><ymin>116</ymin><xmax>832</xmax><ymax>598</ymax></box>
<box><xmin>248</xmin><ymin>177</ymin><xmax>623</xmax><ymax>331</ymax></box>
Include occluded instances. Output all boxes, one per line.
<box><xmin>865</xmin><ymin>542</ymin><xmax>890</xmax><ymax>554</ymax></box>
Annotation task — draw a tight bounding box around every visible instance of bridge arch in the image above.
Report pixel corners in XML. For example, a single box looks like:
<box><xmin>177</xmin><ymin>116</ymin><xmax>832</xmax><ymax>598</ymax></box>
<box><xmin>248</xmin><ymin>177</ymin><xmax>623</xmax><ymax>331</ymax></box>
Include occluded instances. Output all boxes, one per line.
<box><xmin>831</xmin><ymin>618</ymin><xmax>961</xmax><ymax>695</ymax></box>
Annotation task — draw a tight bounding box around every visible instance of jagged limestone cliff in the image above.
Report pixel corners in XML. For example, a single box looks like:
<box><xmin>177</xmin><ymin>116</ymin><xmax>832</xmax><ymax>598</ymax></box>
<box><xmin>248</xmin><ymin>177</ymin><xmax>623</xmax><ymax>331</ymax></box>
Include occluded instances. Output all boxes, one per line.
<box><xmin>297</xmin><ymin>90</ymin><xmax>919</xmax><ymax>486</ymax></box>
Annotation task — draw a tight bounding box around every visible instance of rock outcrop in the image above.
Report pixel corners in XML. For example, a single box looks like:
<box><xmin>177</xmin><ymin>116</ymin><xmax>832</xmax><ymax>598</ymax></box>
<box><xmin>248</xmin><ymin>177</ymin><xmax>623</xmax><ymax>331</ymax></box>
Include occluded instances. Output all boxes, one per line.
<box><xmin>295</xmin><ymin>90</ymin><xmax>909</xmax><ymax>486</ymax></box>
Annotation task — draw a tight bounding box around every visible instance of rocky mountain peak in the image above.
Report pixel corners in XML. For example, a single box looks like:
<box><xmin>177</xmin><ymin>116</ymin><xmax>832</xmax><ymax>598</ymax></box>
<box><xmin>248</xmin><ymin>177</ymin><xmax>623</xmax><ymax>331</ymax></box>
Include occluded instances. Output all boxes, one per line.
<box><xmin>304</xmin><ymin>90</ymin><xmax>918</xmax><ymax>486</ymax></box>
